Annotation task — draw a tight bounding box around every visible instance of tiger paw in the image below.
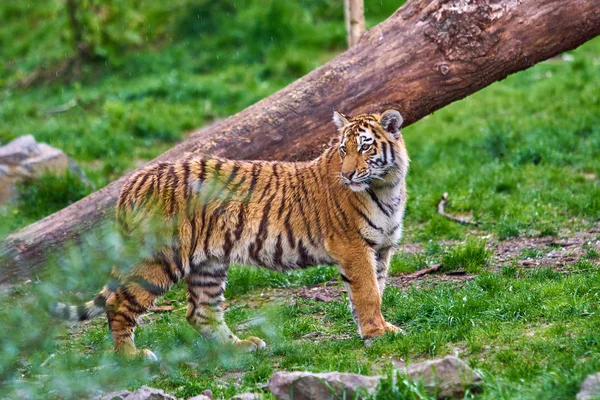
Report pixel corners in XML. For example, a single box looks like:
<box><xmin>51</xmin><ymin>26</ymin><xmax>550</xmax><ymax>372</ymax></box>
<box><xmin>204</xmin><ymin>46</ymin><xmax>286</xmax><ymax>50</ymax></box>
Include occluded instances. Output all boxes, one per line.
<box><xmin>234</xmin><ymin>336</ymin><xmax>267</xmax><ymax>352</ymax></box>
<box><xmin>383</xmin><ymin>321</ymin><xmax>403</xmax><ymax>334</ymax></box>
<box><xmin>140</xmin><ymin>348</ymin><xmax>159</xmax><ymax>361</ymax></box>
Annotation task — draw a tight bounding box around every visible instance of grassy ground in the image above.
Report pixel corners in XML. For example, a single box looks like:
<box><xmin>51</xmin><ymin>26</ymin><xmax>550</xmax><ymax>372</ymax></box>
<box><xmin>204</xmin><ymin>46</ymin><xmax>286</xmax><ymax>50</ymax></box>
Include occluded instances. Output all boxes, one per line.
<box><xmin>1</xmin><ymin>1</ymin><xmax>600</xmax><ymax>399</ymax></box>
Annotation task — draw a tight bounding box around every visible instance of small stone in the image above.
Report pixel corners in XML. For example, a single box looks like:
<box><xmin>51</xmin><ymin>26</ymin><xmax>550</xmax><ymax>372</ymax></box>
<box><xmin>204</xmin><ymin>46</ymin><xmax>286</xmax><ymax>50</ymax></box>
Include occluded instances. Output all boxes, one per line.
<box><xmin>0</xmin><ymin>135</ymin><xmax>40</xmax><ymax>165</ymax></box>
<box><xmin>403</xmin><ymin>356</ymin><xmax>483</xmax><ymax>398</ymax></box>
<box><xmin>96</xmin><ymin>390</ymin><xmax>132</xmax><ymax>400</ymax></box>
<box><xmin>188</xmin><ymin>396</ymin><xmax>211</xmax><ymax>400</ymax></box>
<box><xmin>230</xmin><ymin>393</ymin><xmax>258</xmax><ymax>400</ymax></box>
<box><xmin>577</xmin><ymin>372</ymin><xmax>600</xmax><ymax>400</ymax></box>
<box><xmin>268</xmin><ymin>371</ymin><xmax>379</xmax><ymax>400</ymax></box>
<box><xmin>121</xmin><ymin>386</ymin><xmax>178</xmax><ymax>400</ymax></box>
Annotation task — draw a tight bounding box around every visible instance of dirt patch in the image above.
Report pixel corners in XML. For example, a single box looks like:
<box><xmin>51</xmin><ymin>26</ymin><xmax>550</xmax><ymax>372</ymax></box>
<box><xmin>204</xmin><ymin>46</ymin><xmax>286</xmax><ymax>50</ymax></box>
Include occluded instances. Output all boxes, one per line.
<box><xmin>397</xmin><ymin>223</ymin><xmax>600</xmax><ymax>272</ymax></box>
<box><xmin>491</xmin><ymin>228</ymin><xmax>600</xmax><ymax>271</ymax></box>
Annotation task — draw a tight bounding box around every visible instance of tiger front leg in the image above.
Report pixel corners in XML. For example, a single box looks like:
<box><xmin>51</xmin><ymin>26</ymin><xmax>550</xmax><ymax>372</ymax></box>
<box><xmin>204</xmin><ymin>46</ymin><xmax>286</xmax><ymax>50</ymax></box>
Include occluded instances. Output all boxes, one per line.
<box><xmin>334</xmin><ymin>246</ymin><xmax>400</xmax><ymax>338</ymax></box>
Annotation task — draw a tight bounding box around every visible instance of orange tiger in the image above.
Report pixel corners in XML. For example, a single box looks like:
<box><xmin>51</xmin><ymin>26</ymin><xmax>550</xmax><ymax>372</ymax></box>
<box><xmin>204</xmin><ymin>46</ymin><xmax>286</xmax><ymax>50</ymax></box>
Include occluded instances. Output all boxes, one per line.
<box><xmin>52</xmin><ymin>109</ymin><xmax>409</xmax><ymax>360</ymax></box>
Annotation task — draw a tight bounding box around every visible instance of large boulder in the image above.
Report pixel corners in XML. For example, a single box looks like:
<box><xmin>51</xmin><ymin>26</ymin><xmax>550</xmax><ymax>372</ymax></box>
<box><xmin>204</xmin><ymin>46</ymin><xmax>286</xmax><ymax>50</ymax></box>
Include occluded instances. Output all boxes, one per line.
<box><xmin>267</xmin><ymin>371</ymin><xmax>380</xmax><ymax>400</ymax></box>
<box><xmin>0</xmin><ymin>135</ymin><xmax>88</xmax><ymax>205</ymax></box>
<box><xmin>577</xmin><ymin>372</ymin><xmax>600</xmax><ymax>400</ymax></box>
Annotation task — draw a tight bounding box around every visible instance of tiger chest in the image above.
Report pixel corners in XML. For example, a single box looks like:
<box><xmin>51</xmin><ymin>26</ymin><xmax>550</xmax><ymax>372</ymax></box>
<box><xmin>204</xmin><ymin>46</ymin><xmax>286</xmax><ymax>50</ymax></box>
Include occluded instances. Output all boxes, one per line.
<box><xmin>358</xmin><ymin>191</ymin><xmax>405</xmax><ymax>249</ymax></box>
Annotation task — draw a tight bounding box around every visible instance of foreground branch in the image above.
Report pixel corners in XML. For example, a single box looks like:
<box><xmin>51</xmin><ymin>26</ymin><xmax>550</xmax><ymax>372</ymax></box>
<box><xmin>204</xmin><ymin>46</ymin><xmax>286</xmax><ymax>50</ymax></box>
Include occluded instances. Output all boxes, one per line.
<box><xmin>2</xmin><ymin>0</ymin><xmax>599</xmax><ymax>283</ymax></box>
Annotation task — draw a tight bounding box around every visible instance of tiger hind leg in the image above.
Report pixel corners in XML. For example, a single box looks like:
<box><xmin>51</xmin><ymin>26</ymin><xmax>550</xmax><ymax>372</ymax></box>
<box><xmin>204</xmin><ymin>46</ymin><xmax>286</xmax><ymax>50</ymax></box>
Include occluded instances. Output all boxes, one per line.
<box><xmin>106</xmin><ymin>258</ymin><xmax>178</xmax><ymax>360</ymax></box>
<box><xmin>185</xmin><ymin>261</ymin><xmax>266</xmax><ymax>351</ymax></box>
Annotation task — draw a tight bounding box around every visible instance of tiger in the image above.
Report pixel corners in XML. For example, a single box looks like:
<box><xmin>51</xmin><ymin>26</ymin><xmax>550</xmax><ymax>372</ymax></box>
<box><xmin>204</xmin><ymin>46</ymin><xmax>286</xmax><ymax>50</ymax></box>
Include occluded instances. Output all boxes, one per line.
<box><xmin>51</xmin><ymin>109</ymin><xmax>409</xmax><ymax>360</ymax></box>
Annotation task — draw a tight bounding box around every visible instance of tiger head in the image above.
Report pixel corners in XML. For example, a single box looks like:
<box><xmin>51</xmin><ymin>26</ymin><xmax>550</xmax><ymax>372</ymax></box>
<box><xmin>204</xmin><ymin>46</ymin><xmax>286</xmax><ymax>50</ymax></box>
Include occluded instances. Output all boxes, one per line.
<box><xmin>333</xmin><ymin>109</ymin><xmax>405</xmax><ymax>192</ymax></box>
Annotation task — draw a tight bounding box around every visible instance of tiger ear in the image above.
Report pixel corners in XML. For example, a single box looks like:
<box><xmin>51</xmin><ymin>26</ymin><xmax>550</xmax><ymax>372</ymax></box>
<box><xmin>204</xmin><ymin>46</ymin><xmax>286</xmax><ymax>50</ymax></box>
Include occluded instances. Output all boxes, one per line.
<box><xmin>333</xmin><ymin>111</ymin><xmax>350</xmax><ymax>130</ymax></box>
<box><xmin>380</xmin><ymin>109</ymin><xmax>403</xmax><ymax>138</ymax></box>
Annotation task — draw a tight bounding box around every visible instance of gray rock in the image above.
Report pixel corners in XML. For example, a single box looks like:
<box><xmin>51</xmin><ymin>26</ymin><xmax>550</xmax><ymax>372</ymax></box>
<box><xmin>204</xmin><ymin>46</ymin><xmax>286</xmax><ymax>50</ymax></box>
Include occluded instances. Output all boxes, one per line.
<box><xmin>268</xmin><ymin>371</ymin><xmax>379</xmax><ymax>400</ymax></box>
<box><xmin>0</xmin><ymin>135</ymin><xmax>40</xmax><ymax>164</ymax></box>
<box><xmin>98</xmin><ymin>390</ymin><xmax>132</xmax><ymax>400</ymax></box>
<box><xmin>0</xmin><ymin>135</ymin><xmax>90</xmax><ymax>206</ymax></box>
<box><xmin>577</xmin><ymin>372</ymin><xmax>600</xmax><ymax>400</ymax></box>
<box><xmin>230</xmin><ymin>394</ymin><xmax>258</xmax><ymax>400</ymax></box>
<box><xmin>403</xmin><ymin>356</ymin><xmax>482</xmax><ymax>398</ymax></box>
<box><xmin>188</xmin><ymin>396</ymin><xmax>211</xmax><ymax>400</ymax></box>
<box><xmin>122</xmin><ymin>386</ymin><xmax>178</xmax><ymax>400</ymax></box>
<box><xmin>21</xmin><ymin>143</ymin><xmax>68</xmax><ymax>176</ymax></box>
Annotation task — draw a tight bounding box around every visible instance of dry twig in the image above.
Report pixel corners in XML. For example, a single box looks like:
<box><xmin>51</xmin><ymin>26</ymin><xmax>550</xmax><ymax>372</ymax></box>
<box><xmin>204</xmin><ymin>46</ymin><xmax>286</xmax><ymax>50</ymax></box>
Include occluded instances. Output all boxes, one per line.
<box><xmin>404</xmin><ymin>264</ymin><xmax>441</xmax><ymax>279</ymax></box>
<box><xmin>437</xmin><ymin>192</ymin><xmax>479</xmax><ymax>226</ymax></box>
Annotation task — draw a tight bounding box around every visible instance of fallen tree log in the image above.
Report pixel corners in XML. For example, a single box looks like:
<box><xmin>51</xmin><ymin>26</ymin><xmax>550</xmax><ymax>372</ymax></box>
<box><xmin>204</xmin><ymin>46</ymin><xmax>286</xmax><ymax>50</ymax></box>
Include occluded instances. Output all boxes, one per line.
<box><xmin>1</xmin><ymin>0</ymin><xmax>599</xmax><ymax>283</ymax></box>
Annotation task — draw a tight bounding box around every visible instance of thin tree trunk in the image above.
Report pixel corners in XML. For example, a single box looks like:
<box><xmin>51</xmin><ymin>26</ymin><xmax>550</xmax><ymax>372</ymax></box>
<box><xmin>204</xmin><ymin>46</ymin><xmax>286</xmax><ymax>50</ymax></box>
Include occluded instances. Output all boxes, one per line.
<box><xmin>344</xmin><ymin>0</ymin><xmax>365</xmax><ymax>47</ymax></box>
<box><xmin>1</xmin><ymin>0</ymin><xmax>599</xmax><ymax>283</ymax></box>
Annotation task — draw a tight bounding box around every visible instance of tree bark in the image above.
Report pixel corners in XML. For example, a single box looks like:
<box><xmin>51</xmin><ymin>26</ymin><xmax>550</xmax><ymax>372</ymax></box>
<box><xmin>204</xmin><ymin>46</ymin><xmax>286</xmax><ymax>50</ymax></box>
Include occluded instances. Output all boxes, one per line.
<box><xmin>1</xmin><ymin>0</ymin><xmax>599</xmax><ymax>283</ymax></box>
<box><xmin>344</xmin><ymin>0</ymin><xmax>365</xmax><ymax>48</ymax></box>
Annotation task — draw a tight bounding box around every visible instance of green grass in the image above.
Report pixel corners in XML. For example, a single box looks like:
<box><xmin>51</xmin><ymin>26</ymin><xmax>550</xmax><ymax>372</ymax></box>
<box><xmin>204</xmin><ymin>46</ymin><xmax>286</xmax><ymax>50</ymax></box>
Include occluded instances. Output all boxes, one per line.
<box><xmin>2</xmin><ymin>261</ymin><xmax>600</xmax><ymax>399</ymax></box>
<box><xmin>1</xmin><ymin>0</ymin><xmax>600</xmax><ymax>399</ymax></box>
<box><xmin>440</xmin><ymin>239</ymin><xmax>490</xmax><ymax>274</ymax></box>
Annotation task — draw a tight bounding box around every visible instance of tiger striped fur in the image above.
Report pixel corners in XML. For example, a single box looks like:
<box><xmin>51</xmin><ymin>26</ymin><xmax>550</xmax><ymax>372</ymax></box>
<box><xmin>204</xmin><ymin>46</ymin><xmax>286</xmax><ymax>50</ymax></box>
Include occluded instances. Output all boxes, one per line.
<box><xmin>52</xmin><ymin>109</ymin><xmax>409</xmax><ymax>359</ymax></box>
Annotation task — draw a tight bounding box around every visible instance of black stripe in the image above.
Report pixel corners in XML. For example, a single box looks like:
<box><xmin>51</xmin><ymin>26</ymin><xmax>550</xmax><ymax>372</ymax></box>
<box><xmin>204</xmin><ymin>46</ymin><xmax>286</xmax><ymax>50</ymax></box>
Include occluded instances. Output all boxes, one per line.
<box><xmin>366</xmin><ymin>188</ymin><xmax>391</xmax><ymax>217</ymax></box>
<box><xmin>244</xmin><ymin>163</ymin><xmax>262</xmax><ymax>202</ymax></box>
<box><xmin>214</xmin><ymin>163</ymin><xmax>241</xmax><ymax>214</ymax></box>
<box><xmin>197</xmin><ymin>269</ymin><xmax>228</xmax><ymax>279</ymax></box>
<box><xmin>189</xmin><ymin>217</ymin><xmax>198</xmax><ymax>264</ymax></box>
<box><xmin>234</xmin><ymin>164</ymin><xmax>261</xmax><ymax>240</ymax></box>
<box><xmin>251</xmin><ymin>190</ymin><xmax>277</xmax><ymax>260</ymax></box>
<box><xmin>156</xmin><ymin>252</ymin><xmax>179</xmax><ymax>283</ymax></box>
<box><xmin>203</xmin><ymin>213</ymin><xmax>216</xmax><ymax>255</ymax></box>
<box><xmin>284</xmin><ymin>208</ymin><xmax>296</xmax><ymax>249</ymax></box>
<box><xmin>257</xmin><ymin>173</ymin><xmax>274</xmax><ymax>203</ymax></box>
<box><xmin>132</xmin><ymin>172</ymin><xmax>151</xmax><ymax>206</ymax></box>
<box><xmin>223</xmin><ymin>230</ymin><xmax>233</xmax><ymax>260</ymax></box>
<box><xmin>277</xmin><ymin>182</ymin><xmax>287</xmax><ymax>220</ymax></box>
<box><xmin>340</xmin><ymin>273</ymin><xmax>352</xmax><ymax>284</ymax></box>
<box><xmin>350</xmin><ymin>200</ymin><xmax>385</xmax><ymax>233</ymax></box>
<box><xmin>297</xmin><ymin>239</ymin><xmax>316</xmax><ymax>268</ymax></box>
<box><xmin>358</xmin><ymin>230</ymin><xmax>377</xmax><ymax>247</ymax></box>
<box><xmin>120</xmin><ymin>287</ymin><xmax>146</xmax><ymax>312</ymax></box>
<box><xmin>182</xmin><ymin>160</ymin><xmax>191</xmax><ymax>198</ymax></box>
<box><xmin>381</xmin><ymin>141</ymin><xmax>388</xmax><ymax>165</ymax></box>
<box><xmin>168</xmin><ymin>165</ymin><xmax>178</xmax><ymax>216</ymax></box>
<box><xmin>76</xmin><ymin>304</ymin><xmax>88</xmax><ymax>321</ymax></box>
<box><xmin>110</xmin><ymin>311</ymin><xmax>137</xmax><ymax>326</ymax></box>
<box><xmin>187</xmin><ymin>279</ymin><xmax>224</xmax><ymax>287</ymax></box>
<box><xmin>197</xmin><ymin>300</ymin><xmax>221</xmax><ymax>307</ymax></box>
<box><xmin>93</xmin><ymin>293</ymin><xmax>107</xmax><ymax>309</ymax></box>
<box><xmin>119</xmin><ymin>175</ymin><xmax>138</xmax><ymax>207</ymax></box>
<box><xmin>387</xmin><ymin>140</ymin><xmax>395</xmax><ymax>164</ymax></box>
<box><xmin>274</xmin><ymin>234</ymin><xmax>283</xmax><ymax>267</ymax></box>
<box><xmin>331</xmin><ymin>193</ymin><xmax>352</xmax><ymax>231</ymax></box>
<box><xmin>234</xmin><ymin>203</ymin><xmax>247</xmax><ymax>240</ymax></box>
<box><xmin>128</xmin><ymin>276</ymin><xmax>168</xmax><ymax>296</ymax></box>
<box><xmin>172</xmin><ymin>246</ymin><xmax>185</xmax><ymax>277</ymax></box>
<box><xmin>293</xmin><ymin>166</ymin><xmax>317</xmax><ymax>247</ymax></box>
<box><xmin>155</xmin><ymin>162</ymin><xmax>169</xmax><ymax>195</ymax></box>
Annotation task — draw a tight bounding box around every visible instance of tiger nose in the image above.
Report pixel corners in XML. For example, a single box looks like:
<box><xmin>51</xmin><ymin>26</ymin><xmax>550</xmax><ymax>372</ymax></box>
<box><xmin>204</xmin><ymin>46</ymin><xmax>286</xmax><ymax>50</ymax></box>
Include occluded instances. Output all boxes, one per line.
<box><xmin>342</xmin><ymin>171</ymin><xmax>355</xmax><ymax>180</ymax></box>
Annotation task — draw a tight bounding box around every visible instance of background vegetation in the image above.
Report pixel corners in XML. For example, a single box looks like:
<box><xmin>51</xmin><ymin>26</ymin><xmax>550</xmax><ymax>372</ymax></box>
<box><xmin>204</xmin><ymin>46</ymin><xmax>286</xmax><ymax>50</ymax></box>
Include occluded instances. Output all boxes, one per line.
<box><xmin>0</xmin><ymin>0</ymin><xmax>599</xmax><ymax>398</ymax></box>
